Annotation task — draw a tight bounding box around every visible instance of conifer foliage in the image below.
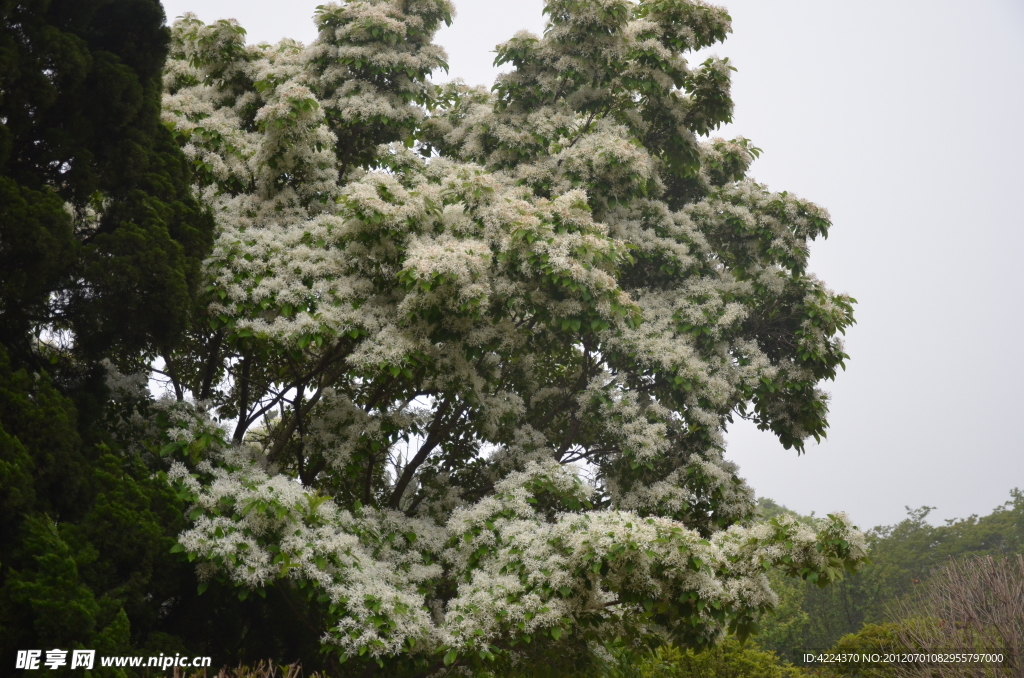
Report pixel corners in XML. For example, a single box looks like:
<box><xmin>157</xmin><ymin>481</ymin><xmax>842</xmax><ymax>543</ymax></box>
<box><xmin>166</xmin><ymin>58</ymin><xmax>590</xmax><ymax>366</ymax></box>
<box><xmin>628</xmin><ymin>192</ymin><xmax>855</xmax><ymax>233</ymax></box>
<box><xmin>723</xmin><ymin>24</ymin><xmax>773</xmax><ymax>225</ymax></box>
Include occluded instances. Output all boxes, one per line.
<box><xmin>0</xmin><ymin>0</ymin><xmax>214</xmax><ymax>668</ymax></box>
<box><xmin>147</xmin><ymin>0</ymin><xmax>864</xmax><ymax>674</ymax></box>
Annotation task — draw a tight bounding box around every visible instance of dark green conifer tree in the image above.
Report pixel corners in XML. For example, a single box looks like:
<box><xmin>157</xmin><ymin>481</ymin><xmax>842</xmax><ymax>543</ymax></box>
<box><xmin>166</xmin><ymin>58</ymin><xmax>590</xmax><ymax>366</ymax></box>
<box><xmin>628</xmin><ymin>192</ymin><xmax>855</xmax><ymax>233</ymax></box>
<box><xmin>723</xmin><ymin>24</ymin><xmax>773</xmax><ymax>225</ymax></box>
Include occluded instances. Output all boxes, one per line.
<box><xmin>0</xmin><ymin>0</ymin><xmax>214</xmax><ymax>669</ymax></box>
<box><xmin>0</xmin><ymin>0</ymin><xmax>213</xmax><ymax>364</ymax></box>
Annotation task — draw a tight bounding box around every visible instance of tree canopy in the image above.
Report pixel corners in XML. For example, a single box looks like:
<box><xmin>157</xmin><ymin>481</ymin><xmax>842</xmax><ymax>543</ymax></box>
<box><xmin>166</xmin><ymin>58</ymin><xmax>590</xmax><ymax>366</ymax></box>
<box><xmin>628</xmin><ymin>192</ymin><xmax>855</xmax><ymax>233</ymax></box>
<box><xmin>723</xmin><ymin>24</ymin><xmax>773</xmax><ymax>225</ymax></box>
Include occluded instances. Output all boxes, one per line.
<box><xmin>2</xmin><ymin>0</ymin><xmax>864</xmax><ymax>674</ymax></box>
<box><xmin>0</xmin><ymin>0</ymin><xmax>213</xmax><ymax>364</ymax></box>
<box><xmin>145</xmin><ymin>0</ymin><xmax>864</xmax><ymax>674</ymax></box>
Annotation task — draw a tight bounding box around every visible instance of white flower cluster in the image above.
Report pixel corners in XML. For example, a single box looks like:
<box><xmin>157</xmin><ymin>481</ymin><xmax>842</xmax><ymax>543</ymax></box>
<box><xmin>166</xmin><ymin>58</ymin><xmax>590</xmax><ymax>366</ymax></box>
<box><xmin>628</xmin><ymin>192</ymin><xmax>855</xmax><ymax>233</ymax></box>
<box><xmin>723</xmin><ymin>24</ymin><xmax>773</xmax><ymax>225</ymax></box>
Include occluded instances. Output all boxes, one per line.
<box><xmin>167</xmin><ymin>445</ymin><xmax>865</xmax><ymax>658</ymax></box>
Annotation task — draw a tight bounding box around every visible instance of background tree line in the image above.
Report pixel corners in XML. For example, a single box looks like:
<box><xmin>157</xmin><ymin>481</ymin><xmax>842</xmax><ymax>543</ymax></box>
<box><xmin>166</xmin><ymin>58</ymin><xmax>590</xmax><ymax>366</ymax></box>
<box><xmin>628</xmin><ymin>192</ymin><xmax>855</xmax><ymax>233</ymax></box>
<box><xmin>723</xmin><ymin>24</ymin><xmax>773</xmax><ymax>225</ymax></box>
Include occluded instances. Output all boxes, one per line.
<box><xmin>756</xmin><ymin>490</ymin><xmax>1024</xmax><ymax>662</ymax></box>
<box><xmin>607</xmin><ymin>491</ymin><xmax>1024</xmax><ymax>678</ymax></box>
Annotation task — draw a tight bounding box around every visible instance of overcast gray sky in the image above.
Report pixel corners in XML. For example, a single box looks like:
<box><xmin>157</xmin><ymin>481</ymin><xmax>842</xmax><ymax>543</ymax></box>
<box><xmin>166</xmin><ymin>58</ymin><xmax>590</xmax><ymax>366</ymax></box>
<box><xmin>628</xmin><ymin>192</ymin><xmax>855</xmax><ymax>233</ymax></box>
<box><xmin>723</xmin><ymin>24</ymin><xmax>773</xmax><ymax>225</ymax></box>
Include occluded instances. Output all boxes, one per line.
<box><xmin>161</xmin><ymin>0</ymin><xmax>1024</xmax><ymax>530</ymax></box>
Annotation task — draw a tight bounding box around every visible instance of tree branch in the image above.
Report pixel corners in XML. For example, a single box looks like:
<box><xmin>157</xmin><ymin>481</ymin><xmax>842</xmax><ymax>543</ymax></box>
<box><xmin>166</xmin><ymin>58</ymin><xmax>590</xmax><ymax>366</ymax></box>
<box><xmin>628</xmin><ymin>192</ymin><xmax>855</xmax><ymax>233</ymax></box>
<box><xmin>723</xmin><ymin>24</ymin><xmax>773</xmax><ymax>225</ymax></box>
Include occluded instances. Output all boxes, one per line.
<box><xmin>160</xmin><ymin>353</ymin><xmax>184</xmax><ymax>401</ymax></box>
<box><xmin>387</xmin><ymin>397</ymin><xmax>463</xmax><ymax>510</ymax></box>
<box><xmin>232</xmin><ymin>355</ymin><xmax>251</xmax><ymax>444</ymax></box>
<box><xmin>198</xmin><ymin>329</ymin><xmax>224</xmax><ymax>401</ymax></box>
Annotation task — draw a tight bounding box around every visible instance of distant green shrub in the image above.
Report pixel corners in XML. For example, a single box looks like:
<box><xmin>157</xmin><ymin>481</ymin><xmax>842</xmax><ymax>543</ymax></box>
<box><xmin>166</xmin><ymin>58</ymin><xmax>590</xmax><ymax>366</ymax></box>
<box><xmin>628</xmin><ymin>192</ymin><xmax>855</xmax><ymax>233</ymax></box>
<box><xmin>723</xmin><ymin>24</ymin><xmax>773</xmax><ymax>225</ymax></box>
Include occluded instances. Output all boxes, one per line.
<box><xmin>631</xmin><ymin>639</ymin><xmax>804</xmax><ymax>678</ymax></box>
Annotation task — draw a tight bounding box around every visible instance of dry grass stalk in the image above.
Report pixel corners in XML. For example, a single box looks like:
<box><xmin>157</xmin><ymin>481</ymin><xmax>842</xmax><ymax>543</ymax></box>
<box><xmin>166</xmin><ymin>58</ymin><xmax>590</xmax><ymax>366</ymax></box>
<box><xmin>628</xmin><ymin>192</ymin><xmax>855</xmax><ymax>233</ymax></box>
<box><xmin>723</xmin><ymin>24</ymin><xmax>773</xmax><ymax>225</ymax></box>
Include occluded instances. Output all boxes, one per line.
<box><xmin>891</xmin><ymin>554</ymin><xmax>1024</xmax><ymax>678</ymax></box>
<box><xmin>170</xmin><ymin>660</ymin><xmax>322</xmax><ymax>678</ymax></box>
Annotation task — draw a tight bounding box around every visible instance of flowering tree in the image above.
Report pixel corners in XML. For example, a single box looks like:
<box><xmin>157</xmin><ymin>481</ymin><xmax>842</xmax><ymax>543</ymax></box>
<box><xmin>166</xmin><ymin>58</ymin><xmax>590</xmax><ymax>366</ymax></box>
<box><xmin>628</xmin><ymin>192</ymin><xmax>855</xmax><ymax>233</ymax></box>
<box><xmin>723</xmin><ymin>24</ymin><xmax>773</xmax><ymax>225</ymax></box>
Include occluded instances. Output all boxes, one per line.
<box><xmin>148</xmin><ymin>0</ymin><xmax>866</xmax><ymax>674</ymax></box>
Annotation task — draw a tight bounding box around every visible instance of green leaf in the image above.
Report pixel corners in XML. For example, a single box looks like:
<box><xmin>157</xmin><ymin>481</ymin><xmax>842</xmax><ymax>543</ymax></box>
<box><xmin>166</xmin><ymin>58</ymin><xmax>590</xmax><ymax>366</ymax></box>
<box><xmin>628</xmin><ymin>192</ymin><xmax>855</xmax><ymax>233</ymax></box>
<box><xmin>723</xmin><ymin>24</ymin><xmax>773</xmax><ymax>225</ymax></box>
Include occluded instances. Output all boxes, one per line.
<box><xmin>443</xmin><ymin>649</ymin><xmax>457</xmax><ymax>666</ymax></box>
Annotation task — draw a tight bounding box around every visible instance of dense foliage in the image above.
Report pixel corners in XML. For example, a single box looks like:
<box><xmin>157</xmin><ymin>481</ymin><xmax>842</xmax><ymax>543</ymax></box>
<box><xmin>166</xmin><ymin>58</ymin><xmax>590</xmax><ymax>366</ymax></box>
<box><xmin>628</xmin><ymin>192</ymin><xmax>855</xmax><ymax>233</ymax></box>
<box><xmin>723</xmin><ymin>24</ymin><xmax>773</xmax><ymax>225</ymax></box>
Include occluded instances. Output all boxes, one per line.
<box><xmin>0</xmin><ymin>0</ymin><xmax>213</xmax><ymax>362</ymax></box>
<box><xmin>625</xmin><ymin>639</ymin><xmax>802</xmax><ymax>678</ymax></box>
<box><xmin>148</xmin><ymin>0</ymin><xmax>865</xmax><ymax>674</ymax></box>
<box><xmin>0</xmin><ymin>0</ymin><xmax>215</xmax><ymax>670</ymax></box>
<box><xmin>2</xmin><ymin>0</ymin><xmax>869</xmax><ymax>674</ymax></box>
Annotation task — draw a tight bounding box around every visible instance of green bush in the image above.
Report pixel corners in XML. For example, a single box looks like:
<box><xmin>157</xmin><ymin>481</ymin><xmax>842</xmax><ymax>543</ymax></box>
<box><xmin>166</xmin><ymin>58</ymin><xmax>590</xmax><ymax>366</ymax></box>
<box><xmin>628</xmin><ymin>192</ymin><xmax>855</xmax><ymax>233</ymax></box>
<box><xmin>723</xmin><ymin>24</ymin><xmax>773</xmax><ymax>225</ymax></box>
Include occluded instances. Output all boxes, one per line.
<box><xmin>633</xmin><ymin>639</ymin><xmax>804</xmax><ymax>678</ymax></box>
